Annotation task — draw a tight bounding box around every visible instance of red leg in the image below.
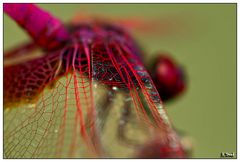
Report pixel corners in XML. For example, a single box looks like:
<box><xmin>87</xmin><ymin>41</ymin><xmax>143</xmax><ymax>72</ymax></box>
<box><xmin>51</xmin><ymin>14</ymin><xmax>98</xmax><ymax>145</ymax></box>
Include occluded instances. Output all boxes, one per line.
<box><xmin>4</xmin><ymin>41</ymin><xmax>37</xmax><ymax>59</ymax></box>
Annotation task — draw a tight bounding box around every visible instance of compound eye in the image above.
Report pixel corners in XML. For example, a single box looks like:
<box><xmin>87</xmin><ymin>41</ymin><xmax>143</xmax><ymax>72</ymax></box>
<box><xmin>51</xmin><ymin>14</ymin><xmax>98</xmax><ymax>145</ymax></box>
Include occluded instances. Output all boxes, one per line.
<box><xmin>150</xmin><ymin>53</ymin><xmax>186</xmax><ymax>101</ymax></box>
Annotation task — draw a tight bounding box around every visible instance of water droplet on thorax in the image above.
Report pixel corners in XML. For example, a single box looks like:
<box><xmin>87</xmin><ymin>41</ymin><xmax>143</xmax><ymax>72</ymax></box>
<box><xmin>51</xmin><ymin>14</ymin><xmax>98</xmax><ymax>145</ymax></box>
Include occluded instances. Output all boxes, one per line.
<box><xmin>112</xmin><ymin>86</ymin><xmax>118</xmax><ymax>91</ymax></box>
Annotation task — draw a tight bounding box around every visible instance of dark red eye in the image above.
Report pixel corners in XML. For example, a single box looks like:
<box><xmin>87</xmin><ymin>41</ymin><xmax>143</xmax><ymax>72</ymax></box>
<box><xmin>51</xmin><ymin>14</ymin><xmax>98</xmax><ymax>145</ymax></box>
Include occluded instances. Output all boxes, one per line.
<box><xmin>150</xmin><ymin>54</ymin><xmax>186</xmax><ymax>101</ymax></box>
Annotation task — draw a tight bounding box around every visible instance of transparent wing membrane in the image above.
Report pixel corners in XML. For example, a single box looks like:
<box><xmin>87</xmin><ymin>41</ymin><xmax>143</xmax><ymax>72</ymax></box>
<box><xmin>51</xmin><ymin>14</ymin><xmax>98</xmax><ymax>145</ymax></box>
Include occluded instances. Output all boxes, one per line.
<box><xmin>4</xmin><ymin>25</ymin><xmax>184</xmax><ymax>158</ymax></box>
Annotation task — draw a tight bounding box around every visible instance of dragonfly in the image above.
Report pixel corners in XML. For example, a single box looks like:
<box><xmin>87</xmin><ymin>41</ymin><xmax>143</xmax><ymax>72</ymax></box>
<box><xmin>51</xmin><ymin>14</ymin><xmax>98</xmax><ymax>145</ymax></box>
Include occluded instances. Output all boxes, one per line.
<box><xmin>3</xmin><ymin>3</ymin><xmax>186</xmax><ymax>158</ymax></box>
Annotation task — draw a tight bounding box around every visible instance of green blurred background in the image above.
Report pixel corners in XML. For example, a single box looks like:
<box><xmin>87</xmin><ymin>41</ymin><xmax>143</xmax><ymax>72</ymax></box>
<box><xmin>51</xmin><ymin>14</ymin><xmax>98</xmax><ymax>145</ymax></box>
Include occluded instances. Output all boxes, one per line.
<box><xmin>3</xmin><ymin>4</ymin><xmax>236</xmax><ymax>158</ymax></box>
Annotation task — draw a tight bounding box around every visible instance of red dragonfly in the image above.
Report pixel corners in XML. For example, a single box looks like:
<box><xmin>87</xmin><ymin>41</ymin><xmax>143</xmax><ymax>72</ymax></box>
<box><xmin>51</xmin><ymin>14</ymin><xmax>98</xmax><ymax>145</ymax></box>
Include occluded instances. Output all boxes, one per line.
<box><xmin>4</xmin><ymin>3</ymin><xmax>186</xmax><ymax>158</ymax></box>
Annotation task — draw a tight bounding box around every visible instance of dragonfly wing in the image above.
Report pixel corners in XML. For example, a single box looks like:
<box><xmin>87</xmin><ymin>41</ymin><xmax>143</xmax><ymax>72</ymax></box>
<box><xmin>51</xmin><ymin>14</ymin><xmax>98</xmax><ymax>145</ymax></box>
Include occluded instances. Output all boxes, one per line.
<box><xmin>4</xmin><ymin>50</ymin><xmax>64</xmax><ymax>108</ymax></box>
<box><xmin>4</xmin><ymin>40</ymin><xmax>106</xmax><ymax>158</ymax></box>
<box><xmin>91</xmin><ymin>38</ymin><xmax>184</xmax><ymax>158</ymax></box>
<box><xmin>4</xmin><ymin>36</ymin><xmax>184</xmax><ymax>158</ymax></box>
<box><xmin>3</xmin><ymin>50</ymin><xmax>68</xmax><ymax>158</ymax></box>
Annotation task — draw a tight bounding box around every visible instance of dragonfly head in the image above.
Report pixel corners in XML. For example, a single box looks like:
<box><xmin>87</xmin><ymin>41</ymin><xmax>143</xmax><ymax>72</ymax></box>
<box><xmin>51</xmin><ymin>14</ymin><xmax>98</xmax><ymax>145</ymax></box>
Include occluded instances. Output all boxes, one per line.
<box><xmin>150</xmin><ymin>54</ymin><xmax>186</xmax><ymax>101</ymax></box>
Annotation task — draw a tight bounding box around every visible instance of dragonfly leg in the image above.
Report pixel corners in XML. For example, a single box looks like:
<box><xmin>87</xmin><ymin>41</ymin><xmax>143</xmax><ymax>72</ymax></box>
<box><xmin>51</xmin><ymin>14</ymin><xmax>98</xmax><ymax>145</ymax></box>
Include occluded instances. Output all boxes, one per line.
<box><xmin>4</xmin><ymin>41</ymin><xmax>37</xmax><ymax>59</ymax></box>
<box><xmin>4</xmin><ymin>41</ymin><xmax>44</xmax><ymax>66</ymax></box>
